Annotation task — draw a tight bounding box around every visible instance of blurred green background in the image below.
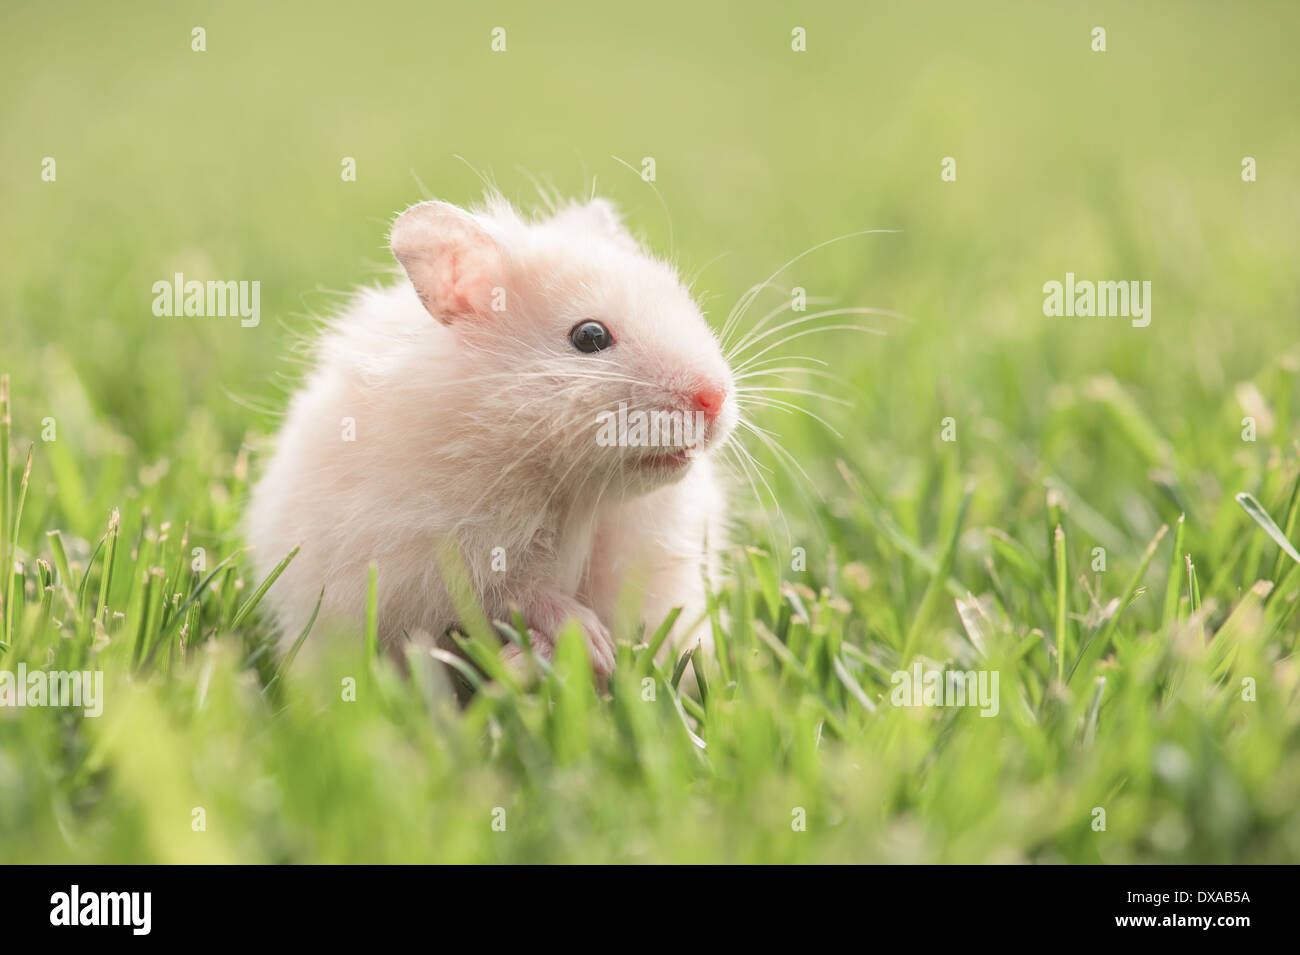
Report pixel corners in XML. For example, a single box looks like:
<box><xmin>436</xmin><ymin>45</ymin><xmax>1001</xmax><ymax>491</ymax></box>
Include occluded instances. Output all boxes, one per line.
<box><xmin>5</xmin><ymin>0</ymin><xmax>1296</xmax><ymax>467</ymax></box>
<box><xmin>1</xmin><ymin>0</ymin><xmax>1298</xmax><ymax>863</ymax></box>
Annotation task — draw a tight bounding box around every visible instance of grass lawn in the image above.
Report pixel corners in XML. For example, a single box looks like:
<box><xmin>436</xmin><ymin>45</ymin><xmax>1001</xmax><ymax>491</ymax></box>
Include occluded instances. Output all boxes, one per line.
<box><xmin>2</xmin><ymin>0</ymin><xmax>1299</xmax><ymax>863</ymax></box>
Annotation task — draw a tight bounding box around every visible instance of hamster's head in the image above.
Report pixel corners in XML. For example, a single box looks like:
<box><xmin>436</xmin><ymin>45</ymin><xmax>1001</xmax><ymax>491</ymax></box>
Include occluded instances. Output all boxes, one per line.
<box><xmin>390</xmin><ymin>196</ymin><xmax>737</xmax><ymax>495</ymax></box>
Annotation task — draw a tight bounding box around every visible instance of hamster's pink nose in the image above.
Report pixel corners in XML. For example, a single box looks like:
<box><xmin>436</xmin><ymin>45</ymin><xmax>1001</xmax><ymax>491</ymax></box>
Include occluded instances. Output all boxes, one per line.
<box><xmin>692</xmin><ymin>383</ymin><xmax>728</xmax><ymax>421</ymax></box>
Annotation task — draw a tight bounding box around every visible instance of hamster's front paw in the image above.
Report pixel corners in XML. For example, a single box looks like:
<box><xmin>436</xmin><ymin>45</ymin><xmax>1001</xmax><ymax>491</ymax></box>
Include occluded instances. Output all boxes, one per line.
<box><xmin>514</xmin><ymin>589</ymin><xmax>616</xmax><ymax>677</ymax></box>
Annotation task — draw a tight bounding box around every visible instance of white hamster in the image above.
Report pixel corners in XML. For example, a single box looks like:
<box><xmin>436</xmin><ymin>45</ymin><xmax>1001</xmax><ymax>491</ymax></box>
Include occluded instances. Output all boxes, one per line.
<box><xmin>245</xmin><ymin>195</ymin><xmax>737</xmax><ymax>675</ymax></box>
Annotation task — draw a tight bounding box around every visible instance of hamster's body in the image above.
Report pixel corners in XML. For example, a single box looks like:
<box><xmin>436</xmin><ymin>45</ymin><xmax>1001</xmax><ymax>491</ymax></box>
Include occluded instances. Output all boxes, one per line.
<box><xmin>246</xmin><ymin>196</ymin><xmax>736</xmax><ymax>674</ymax></box>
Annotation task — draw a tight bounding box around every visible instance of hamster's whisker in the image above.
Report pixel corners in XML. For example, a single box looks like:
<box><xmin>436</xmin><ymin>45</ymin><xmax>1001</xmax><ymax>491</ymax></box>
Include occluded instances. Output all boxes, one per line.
<box><xmin>732</xmin><ymin>356</ymin><xmax>831</xmax><ymax>376</ymax></box>
<box><xmin>500</xmin><ymin>392</ymin><xmax>563</xmax><ymax>428</ymax></box>
<box><xmin>535</xmin><ymin>436</ymin><xmax>606</xmax><ymax>517</ymax></box>
<box><xmin>448</xmin><ymin>400</ymin><xmax>630</xmax><ymax>528</ymax></box>
<box><xmin>718</xmin><ymin>294</ymin><xmax>834</xmax><ymax>354</ymax></box>
<box><xmin>735</xmin><ymin>385</ymin><xmax>854</xmax><ymax>408</ymax></box>
<box><xmin>457</xmin><ymin>400</ymin><xmax>624</xmax><ymax>493</ymax></box>
<box><xmin>726</xmin><ymin>307</ymin><xmax>889</xmax><ymax>362</ymax></box>
<box><xmin>735</xmin><ymin>394</ymin><xmax>845</xmax><ymax>439</ymax></box>
<box><xmin>719</xmin><ymin>281</ymin><xmax>793</xmax><ymax>350</ymax></box>
<box><xmin>507</xmin><ymin>396</ymin><xmax>636</xmax><ymax>525</ymax></box>
<box><xmin>457</xmin><ymin>342</ymin><xmax>654</xmax><ymax>386</ymax></box>
<box><xmin>683</xmin><ymin>249</ymin><xmax>731</xmax><ymax>297</ymax></box>
<box><xmin>718</xmin><ymin>443</ymin><xmax>761</xmax><ymax>508</ymax></box>
<box><xmin>611</xmin><ymin>154</ymin><xmax>675</xmax><ymax>259</ymax></box>
<box><xmin>733</xmin><ymin>365</ymin><xmax>865</xmax><ymax>397</ymax></box>
<box><xmin>731</xmin><ymin>324</ymin><xmax>886</xmax><ymax>374</ymax></box>
<box><xmin>720</xmin><ymin>436</ymin><xmax>791</xmax><ymax>547</ymax></box>
<box><xmin>446</xmin><ymin>368</ymin><xmax>651</xmax><ymax>389</ymax></box>
<box><xmin>719</xmin><ymin>227</ymin><xmax>902</xmax><ymax>348</ymax></box>
<box><xmin>221</xmin><ymin>386</ymin><xmax>286</xmax><ymax>420</ymax></box>
<box><xmin>726</xmin><ymin>307</ymin><xmax>897</xmax><ymax>363</ymax></box>
<box><xmin>535</xmin><ymin>408</ymin><xmax>633</xmax><ymax>521</ymax></box>
<box><xmin>734</xmin><ymin>418</ymin><xmax>827</xmax><ymax>507</ymax></box>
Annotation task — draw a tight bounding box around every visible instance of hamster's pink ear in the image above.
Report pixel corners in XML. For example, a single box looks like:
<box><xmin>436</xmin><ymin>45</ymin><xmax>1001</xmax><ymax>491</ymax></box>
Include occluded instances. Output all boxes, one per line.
<box><xmin>390</xmin><ymin>202</ymin><xmax>504</xmax><ymax>323</ymax></box>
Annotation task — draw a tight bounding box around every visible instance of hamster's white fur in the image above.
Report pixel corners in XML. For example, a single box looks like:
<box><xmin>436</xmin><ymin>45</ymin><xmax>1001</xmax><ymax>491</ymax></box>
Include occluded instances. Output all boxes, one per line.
<box><xmin>245</xmin><ymin>195</ymin><xmax>736</xmax><ymax>675</ymax></box>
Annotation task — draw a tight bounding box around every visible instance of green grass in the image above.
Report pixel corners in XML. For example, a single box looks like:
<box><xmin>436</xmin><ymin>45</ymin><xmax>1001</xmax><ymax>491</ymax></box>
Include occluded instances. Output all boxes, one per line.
<box><xmin>2</xmin><ymin>0</ymin><xmax>1299</xmax><ymax>863</ymax></box>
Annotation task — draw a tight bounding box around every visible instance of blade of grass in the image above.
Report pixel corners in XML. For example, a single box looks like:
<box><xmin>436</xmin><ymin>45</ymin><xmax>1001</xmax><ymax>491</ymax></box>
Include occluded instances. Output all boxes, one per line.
<box><xmin>637</xmin><ymin>605</ymin><xmax>681</xmax><ymax>675</ymax></box>
<box><xmin>430</xmin><ymin>647</ymin><xmax>484</xmax><ymax>692</ymax></box>
<box><xmin>1184</xmin><ymin>552</ymin><xmax>1204</xmax><ymax>645</ymax></box>
<box><xmin>75</xmin><ymin>537</ymin><xmax>104</xmax><ymax>623</ymax></box>
<box><xmin>1270</xmin><ymin>472</ymin><xmax>1300</xmax><ymax>584</ymax></box>
<box><xmin>832</xmin><ymin>653</ymin><xmax>877</xmax><ymax>713</ymax></box>
<box><xmin>669</xmin><ymin>644</ymin><xmax>694</xmax><ymax>690</ymax></box>
<box><xmin>1054</xmin><ymin>524</ymin><xmax>1067</xmax><ymax>684</ymax></box>
<box><xmin>3</xmin><ymin>446</ymin><xmax>32</xmax><ymax>645</ymax></box>
<box><xmin>746</xmin><ymin>546</ymin><xmax>781</xmax><ymax>619</ymax></box>
<box><xmin>1236</xmin><ymin>491</ymin><xmax>1300</xmax><ymax>568</ymax></box>
<box><xmin>45</xmin><ymin>530</ymin><xmax>75</xmax><ymax>608</ymax></box>
<box><xmin>0</xmin><ymin>375</ymin><xmax>10</xmax><ymax>633</ymax></box>
<box><xmin>1067</xmin><ymin>523</ymin><xmax>1167</xmax><ymax>685</ymax></box>
<box><xmin>141</xmin><ymin>550</ymin><xmax>242</xmax><ymax>667</ymax></box>
<box><xmin>690</xmin><ymin>649</ymin><xmax>710</xmax><ymax>706</ymax></box>
<box><xmin>838</xmin><ymin>459</ymin><xmax>967</xmax><ymax>599</ymax></box>
<box><xmin>753</xmin><ymin>622</ymin><xmax>848</xmax><ymax>738</ymax></box>
<box><xmin>95</xmin><ymin>508</ymin><xmax>120</xmax><ymax>626</ymax></box>
<box><xmin>266</xmin><ymin>587</ymin><xmax>325</xmax><ymax>690</ymax></box>
<box><xmin>902</xmin><ymin>480</ymin><xmax>973</xmax><ymax>663</ymax></box>
<box><xmin>229</xmin><ymin>545</ymin><xmax>300</xmax><ymax>631</ymax></box>
<box><xmin>132</xmin><ymin>569</ymin><xmax>156</xmax><ymax>668</ymax></box>
<box><xmin>1161</xmin><ymin>513</ymin><xmax>1185</xmax><ymax>629</ymax></box>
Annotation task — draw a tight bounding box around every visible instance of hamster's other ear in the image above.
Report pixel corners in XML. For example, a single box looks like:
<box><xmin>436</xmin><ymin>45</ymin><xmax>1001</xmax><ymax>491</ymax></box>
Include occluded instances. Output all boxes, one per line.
<box><xmin>581</xmin><ymin>198</ymin><xmax>627</xmax><ymax>236</ymax></box>
<box><xmin>552</xmin><ymin>198</ymin><xmax>640</xmax><ymax>250</ymax></box>
<box><xmin>390</xmin><ymin>201</ymin><xmax>504</xmax><ymax>323</ymax></box>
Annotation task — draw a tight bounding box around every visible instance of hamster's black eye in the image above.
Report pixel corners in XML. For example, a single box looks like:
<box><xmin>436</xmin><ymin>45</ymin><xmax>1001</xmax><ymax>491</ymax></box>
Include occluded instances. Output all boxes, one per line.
<box><xmin>570</xmin><ymin>320</ymin><xmax>613</xmax><ymax>353</ymax></box>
